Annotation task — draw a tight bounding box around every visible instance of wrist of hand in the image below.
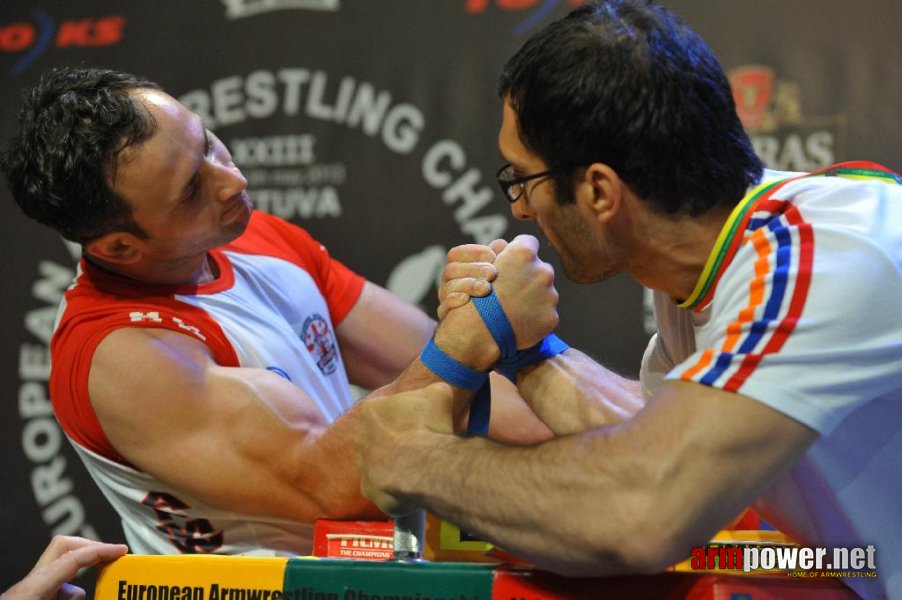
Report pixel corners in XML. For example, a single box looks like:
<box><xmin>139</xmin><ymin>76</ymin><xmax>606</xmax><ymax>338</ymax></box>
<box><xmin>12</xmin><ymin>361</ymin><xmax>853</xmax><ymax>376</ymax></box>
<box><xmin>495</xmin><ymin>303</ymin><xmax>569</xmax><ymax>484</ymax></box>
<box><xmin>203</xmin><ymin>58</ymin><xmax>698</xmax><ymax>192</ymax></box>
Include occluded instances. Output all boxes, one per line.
<box><xmin>432</xmin><ymin>321</ymin><xmax>499</xmax><ymax>372</ymax></box>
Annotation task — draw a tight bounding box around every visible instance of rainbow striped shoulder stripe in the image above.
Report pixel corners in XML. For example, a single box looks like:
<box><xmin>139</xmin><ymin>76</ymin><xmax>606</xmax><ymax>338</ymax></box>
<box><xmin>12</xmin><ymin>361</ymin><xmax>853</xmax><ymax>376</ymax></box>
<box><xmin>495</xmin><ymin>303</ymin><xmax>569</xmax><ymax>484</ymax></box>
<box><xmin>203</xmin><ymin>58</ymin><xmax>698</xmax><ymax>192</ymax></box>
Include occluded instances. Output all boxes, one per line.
<box><xmin>674</xmin><ymin>161</ymin><xmax>901</xmax><ymax>392</ymax></box>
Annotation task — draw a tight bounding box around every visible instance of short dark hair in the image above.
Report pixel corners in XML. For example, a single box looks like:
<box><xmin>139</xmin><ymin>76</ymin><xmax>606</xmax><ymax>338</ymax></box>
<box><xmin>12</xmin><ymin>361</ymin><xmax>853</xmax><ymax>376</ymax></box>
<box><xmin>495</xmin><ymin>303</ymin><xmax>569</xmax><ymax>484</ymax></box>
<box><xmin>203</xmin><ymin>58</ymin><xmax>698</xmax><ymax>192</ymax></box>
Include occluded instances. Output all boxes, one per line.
<box><xmin>0</xmin><ymin>66</ymin><xmax>162</xmax><ymax>244</ymax></box>
<box><xmin>498</xmin><ymin>0</ymin><xmax>763</xmax><ymax>215</ymax></box>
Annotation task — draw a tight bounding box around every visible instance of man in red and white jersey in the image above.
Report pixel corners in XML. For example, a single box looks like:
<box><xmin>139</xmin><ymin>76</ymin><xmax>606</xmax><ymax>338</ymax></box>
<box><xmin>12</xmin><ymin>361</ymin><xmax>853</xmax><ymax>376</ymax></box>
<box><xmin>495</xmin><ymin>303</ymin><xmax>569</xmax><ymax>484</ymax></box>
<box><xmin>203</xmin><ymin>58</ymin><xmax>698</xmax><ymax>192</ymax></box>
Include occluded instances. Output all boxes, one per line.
<box><xmin>0</xmin><ymin>67</ymin><xmax>565</xmax><ymax>557</ymax></box>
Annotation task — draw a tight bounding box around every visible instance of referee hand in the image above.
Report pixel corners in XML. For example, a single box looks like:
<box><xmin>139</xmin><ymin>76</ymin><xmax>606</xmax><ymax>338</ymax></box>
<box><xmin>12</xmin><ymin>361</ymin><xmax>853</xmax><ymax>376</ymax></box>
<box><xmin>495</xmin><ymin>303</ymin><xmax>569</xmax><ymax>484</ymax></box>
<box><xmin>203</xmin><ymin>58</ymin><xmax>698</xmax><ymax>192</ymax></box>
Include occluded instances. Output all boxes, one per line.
<box><xmin>2</xmin><ymin>536</ymin><xmax>128</xmax><ymax>600</ymax></box>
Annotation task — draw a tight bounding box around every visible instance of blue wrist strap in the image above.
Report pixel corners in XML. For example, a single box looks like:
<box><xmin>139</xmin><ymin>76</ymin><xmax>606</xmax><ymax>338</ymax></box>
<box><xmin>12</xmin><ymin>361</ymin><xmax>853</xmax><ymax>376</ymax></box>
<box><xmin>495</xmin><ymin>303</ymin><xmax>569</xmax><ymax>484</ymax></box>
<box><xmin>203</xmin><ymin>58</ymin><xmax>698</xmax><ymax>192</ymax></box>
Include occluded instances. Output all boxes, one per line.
<box><xmin>419</xmin><ymin>338</ymin><xmax>488</xmax><ymax>391</ymax></box>
<box><xmin>421</xmin><ymin>290</ymin><xmax>569</xmax><ymax>438</ymax></box>
<box><xmin>472</xmin><ymin>294</ymin><xmax>518</xmax><ymax>360</ymax></box>
<box><xmin>473</xmin><ymin>291</ymin><xmax>570</xmax><ymax>383</ymax></box>
<box><xmin>494</xmin><ymin>333</ymin><xmax>569</xmax><ymax>383</ymax></box>
<box><xmin>419</xmin><ymin>338</ymin><xmax>491</xmax><ymax>437</ymax></box>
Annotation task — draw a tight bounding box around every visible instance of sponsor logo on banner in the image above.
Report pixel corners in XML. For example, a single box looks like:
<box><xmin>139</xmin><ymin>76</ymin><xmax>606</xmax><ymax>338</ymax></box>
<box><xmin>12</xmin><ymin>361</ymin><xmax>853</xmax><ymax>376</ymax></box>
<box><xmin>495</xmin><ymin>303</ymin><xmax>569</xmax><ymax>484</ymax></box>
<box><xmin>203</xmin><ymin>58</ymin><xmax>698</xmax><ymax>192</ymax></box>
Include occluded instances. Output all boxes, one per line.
<box><xmin>222</xmin><ymin>0</ymin><xmax>340</xmax><ymax>20</ymax></box>
<box><xmin>729</xmin><ymin>65</ymin><xmax>845</xmax><ymax>171</ymax></box>
<box><xmin>465</xmin><ymin>0</ymin><xmax>584</xmax><ymax>35</ymax></box>
<box><xmin>179</xmin><ymin>68</ymin><xmax>510</xmax><ymax>309</ymax></box>
<box><xmin>0</xmin><ymin>9</ymin><xmax>125</xmax><ymax>76</ymax></box>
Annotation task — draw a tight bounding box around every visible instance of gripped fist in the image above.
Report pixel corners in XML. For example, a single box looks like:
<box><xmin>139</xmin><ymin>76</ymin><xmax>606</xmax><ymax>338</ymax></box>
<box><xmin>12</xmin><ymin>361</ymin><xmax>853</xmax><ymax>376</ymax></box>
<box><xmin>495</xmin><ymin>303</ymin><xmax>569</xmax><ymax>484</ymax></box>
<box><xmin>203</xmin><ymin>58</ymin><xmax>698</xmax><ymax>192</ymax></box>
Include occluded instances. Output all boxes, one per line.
<box><xmin>434</xmin><ymin>236</ymin><xmax>559</xmax><ymax>369</ymax></box>
<box><xmin>491</xmin><ymin>235</ymin><xmax>559</xmax><ymax>349</ymax></box>
<box><xmin>355</xmin><ymin>383</ymin><xmax>457</xmax><ymax>516</ymax></box>
<box><xmin>436</xmin><ymin>244</ymin><xmax>498</xmax><ymax>321</ymax></box>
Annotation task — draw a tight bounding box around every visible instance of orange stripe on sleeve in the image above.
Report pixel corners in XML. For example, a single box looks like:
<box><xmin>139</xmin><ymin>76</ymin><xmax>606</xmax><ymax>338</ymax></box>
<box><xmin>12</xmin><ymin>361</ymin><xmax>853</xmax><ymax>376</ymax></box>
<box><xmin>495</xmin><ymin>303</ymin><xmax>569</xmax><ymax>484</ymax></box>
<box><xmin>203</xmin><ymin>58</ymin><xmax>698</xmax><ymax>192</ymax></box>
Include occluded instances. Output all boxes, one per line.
<box><xmin>680</xmin><ymin>348</ymin><xmax>715</xmax><ymax>381</ymax></box>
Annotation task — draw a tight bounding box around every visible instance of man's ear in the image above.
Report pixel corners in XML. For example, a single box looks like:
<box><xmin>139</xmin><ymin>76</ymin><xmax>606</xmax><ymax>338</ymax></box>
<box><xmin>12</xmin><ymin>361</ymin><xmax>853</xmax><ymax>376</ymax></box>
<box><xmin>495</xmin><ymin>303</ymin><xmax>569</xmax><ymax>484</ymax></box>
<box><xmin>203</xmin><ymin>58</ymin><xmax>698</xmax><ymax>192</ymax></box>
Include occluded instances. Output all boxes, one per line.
<box><xmin>582</xmin><ymin>162</ymin><xmax>624</xmax><ymax>224</ymax></box>
<box><xmin>84</xmin><ymin>232</ymin><xmax>144</xmax><ymax>265</ymax></box>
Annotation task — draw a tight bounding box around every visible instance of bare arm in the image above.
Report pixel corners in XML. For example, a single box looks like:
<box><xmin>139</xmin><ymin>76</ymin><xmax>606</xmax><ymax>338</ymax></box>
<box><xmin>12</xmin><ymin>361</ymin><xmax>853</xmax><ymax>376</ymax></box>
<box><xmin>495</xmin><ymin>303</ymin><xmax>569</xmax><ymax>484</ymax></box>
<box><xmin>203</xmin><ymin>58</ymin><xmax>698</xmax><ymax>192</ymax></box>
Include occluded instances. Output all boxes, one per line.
<box><xmin>338</xmin><ymin>274</ymin><xmax>552</xmax><ymax>444</ymax></box>
<box><xmin>336</xmin><ymin>281</ymin><xmax>435</xmax><ymax>389</ymax></box>
<box><xmin>89</xmin><ymin>270</ymin><xmax>551</xmax><ymax>522</ymax></box>
<box><xmin>90</xmin><ymin>327</ymin><xmax>385</xmax><ymax>521</ymax></box>
<box><xmin>515</xmin><ymin>349</ymin><xmax>644</xmax><ymax>434</ymax></box>
<box><xmin>437</xmin><ymin>238</ymin><xmax>644</xmax><ymax>434</ymax></box>
<box><xmin>357</xmin><ymin>379</ymin><xmax>817</xmax><ymax>575</ymax></box>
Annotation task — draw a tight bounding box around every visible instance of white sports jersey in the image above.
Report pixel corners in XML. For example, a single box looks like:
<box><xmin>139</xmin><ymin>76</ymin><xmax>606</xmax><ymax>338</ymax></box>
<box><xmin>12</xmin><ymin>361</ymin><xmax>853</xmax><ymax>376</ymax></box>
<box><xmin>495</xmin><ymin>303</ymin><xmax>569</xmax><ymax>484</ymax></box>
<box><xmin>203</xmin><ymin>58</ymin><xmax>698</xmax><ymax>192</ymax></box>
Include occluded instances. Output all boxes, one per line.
<box><xmin>641</xmin><ymin>162</ymin><xmax>902</xmax><ymax>600</ymax></box>
<box><xmin>50</xmin><ymin>211</ymin><xmax>365</xmax><ymax>556</ymax></box>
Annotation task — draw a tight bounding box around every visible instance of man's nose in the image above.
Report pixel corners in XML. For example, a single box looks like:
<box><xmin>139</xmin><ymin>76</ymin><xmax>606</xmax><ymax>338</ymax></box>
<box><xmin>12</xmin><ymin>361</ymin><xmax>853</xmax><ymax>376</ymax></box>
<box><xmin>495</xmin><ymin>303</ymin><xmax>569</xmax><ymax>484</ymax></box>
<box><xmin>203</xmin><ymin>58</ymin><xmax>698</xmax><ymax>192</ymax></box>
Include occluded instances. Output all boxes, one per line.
<box><xmin>208</xmin><ymin>160</ymin><xmax>247</xmax><ymax>203</ymax></box>
<box><xmin>510</xmin><ymin>196</ymin><xmax>535</xmax><ymax>221</ymax></box>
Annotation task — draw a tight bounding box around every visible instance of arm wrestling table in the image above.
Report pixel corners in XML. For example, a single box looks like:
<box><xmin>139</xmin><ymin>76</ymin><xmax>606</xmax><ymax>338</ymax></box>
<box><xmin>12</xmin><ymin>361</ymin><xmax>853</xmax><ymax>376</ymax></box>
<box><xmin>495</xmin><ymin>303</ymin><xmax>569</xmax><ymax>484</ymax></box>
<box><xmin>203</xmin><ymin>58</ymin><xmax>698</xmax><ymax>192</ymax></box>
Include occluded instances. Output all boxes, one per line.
<box><xmin>95</xmin><ymin>518</ymin><xmax>860</xmax><ymax>600</ymax></box>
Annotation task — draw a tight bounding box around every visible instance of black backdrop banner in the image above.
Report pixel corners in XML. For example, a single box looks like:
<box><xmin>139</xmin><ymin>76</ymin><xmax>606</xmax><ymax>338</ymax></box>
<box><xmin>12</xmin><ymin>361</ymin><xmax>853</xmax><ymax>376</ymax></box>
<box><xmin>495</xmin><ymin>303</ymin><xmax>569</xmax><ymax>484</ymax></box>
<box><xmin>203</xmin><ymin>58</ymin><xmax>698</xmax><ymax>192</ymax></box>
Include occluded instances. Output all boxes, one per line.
<box><xmin>1</xmin><ymin>0</ymin><xmax>900</xmax><ymax>591</ymax></box>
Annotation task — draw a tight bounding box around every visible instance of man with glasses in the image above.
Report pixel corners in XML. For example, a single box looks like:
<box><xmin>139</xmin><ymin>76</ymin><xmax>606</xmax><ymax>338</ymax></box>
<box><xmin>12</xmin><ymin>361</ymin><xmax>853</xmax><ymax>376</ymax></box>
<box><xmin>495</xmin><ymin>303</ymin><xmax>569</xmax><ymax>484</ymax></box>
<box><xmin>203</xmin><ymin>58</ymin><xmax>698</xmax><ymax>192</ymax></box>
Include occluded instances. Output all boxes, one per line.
<box><xmin>495</xmin><ymin>164</ymin><xmax>577</xmax><ymax>202</ymax></box>
<box><xmin>355</xmin><ymin>2</ymin><xmax>902</xmax><ymax>599</ymax></box>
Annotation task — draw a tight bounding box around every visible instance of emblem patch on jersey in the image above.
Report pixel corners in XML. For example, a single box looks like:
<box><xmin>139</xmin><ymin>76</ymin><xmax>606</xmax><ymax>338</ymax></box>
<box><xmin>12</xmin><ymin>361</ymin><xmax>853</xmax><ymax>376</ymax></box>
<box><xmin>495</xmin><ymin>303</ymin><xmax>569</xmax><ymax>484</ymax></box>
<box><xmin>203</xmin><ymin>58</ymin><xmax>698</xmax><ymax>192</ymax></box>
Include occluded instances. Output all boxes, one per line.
<box><xmin>302</xmin><ymin>313</ymin><xmax>337</xmax><ymax>375</ymax></box>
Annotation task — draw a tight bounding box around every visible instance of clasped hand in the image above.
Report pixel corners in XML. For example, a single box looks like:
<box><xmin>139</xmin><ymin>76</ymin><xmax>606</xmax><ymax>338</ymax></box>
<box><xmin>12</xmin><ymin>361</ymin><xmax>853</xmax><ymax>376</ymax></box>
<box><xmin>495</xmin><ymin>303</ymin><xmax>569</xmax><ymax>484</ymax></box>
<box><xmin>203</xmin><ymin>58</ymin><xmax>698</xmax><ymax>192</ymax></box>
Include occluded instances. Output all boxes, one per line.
<box><xmin>434</xmin><ymin>235</ymin><xmax>560</xmax><ymax>370</ymax></box>
<box><xmin>355</xmin><ymin>236</ymin><xmax>559</xmax><ymax>517</ymax></box>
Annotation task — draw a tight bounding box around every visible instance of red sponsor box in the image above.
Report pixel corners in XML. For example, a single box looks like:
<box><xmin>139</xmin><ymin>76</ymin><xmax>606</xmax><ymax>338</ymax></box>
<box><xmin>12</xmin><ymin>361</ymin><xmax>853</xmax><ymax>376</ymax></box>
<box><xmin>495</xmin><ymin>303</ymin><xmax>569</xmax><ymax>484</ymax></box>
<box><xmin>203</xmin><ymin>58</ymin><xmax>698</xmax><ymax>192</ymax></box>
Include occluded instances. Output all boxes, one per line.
<box><xmin>312</xmin><ymin>519</ymin><xmax>394</xmax><ymax>561</ymax></box>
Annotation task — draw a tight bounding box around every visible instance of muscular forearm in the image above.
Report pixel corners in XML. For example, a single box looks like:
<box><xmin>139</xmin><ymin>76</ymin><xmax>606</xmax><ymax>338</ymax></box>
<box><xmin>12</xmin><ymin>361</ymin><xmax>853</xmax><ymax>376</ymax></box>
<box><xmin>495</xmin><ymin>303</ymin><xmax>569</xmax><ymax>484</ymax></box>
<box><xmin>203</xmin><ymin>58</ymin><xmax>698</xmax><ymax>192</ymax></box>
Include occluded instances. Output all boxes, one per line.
<box><xmin>365</xmin><ymin>357</ymin><xmax>475</xmax><ymax>429</ymax></box>
<box><xmin>359</xmin><ymin>377</ymin><xmax>819</xmax><ymax>579</ymax></box>
<box><xmin>400</xmin><ymin>385</ymin><xmax>818</xmax><ymax>577</ymax></box>
<box><xmin>516</xmin><ymin>349</ymin><xmax>645</xmax><ymax>435</ymax></box>
<box><xmin>291</xmin><ymin>402</ymin><xmax>387</xmax><ymax>520</ymax></box>
<box><xmin>391</xmin><ymin>429</ymin><xmax>665</xmax><ymax>576</ymax></box>
<box><xmin>303</xmin><ymin>359</ymin><xmax>476</xmax><ymax>519</ymax></box>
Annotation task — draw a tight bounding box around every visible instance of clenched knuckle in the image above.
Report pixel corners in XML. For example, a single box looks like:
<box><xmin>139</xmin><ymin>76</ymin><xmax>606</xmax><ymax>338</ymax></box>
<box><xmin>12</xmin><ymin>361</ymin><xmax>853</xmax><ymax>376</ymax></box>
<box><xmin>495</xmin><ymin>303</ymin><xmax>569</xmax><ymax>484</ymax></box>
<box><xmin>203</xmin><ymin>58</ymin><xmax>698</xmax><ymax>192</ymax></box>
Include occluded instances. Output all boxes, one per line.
<box><xmin>509</xmin><ymin>244</ymin><xmax>534</xmax><ymax>262</ymax></box>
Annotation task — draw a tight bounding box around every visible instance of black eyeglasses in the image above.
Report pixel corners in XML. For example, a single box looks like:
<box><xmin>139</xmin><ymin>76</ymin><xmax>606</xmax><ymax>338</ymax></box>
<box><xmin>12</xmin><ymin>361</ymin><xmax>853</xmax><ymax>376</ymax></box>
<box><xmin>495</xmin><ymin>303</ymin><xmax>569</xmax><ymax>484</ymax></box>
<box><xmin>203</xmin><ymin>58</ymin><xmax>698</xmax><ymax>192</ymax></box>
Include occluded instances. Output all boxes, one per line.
<box><xmin>495</xmin><ymin>163</ymin><xmax>578</xmax><ymax>203</ymax></box>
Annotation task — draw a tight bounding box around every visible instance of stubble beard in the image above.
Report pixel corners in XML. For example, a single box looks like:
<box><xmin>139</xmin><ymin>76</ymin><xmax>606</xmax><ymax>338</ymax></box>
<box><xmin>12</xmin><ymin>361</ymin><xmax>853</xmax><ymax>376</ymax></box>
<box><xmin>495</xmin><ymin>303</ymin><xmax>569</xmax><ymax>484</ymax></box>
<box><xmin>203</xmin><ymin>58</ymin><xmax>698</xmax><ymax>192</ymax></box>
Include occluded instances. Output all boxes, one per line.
<box><xmin>541</xmin><ymin>207</ymin><xmax>622</xmax><ymax>285</ymax></box>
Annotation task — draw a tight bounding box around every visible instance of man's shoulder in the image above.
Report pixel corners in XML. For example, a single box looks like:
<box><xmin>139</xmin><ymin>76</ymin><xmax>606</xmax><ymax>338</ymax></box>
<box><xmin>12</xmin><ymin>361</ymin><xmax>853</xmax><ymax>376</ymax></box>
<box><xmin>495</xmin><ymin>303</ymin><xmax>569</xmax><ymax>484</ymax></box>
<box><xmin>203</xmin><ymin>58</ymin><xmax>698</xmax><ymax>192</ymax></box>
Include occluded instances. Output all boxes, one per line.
<box><xmin>52</xmin><ymin>267</ymin><xmax>224</xmax><ymax>361</ymax></box>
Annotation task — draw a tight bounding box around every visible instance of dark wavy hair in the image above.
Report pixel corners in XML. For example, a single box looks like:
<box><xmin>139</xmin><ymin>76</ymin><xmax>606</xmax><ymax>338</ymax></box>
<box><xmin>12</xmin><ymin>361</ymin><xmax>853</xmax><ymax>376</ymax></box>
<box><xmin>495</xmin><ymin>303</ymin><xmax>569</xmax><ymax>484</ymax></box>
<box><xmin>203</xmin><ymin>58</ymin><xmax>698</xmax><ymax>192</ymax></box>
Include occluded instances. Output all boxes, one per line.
<box><xmin>498</xmin><ymin>0</ymin><xmax>763</xmax><ymax>215</ymax></box>
<box><xmin>0</xmin><ymin>66</ymin><xmax>161</xmax><ymax>244</ymax></box>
